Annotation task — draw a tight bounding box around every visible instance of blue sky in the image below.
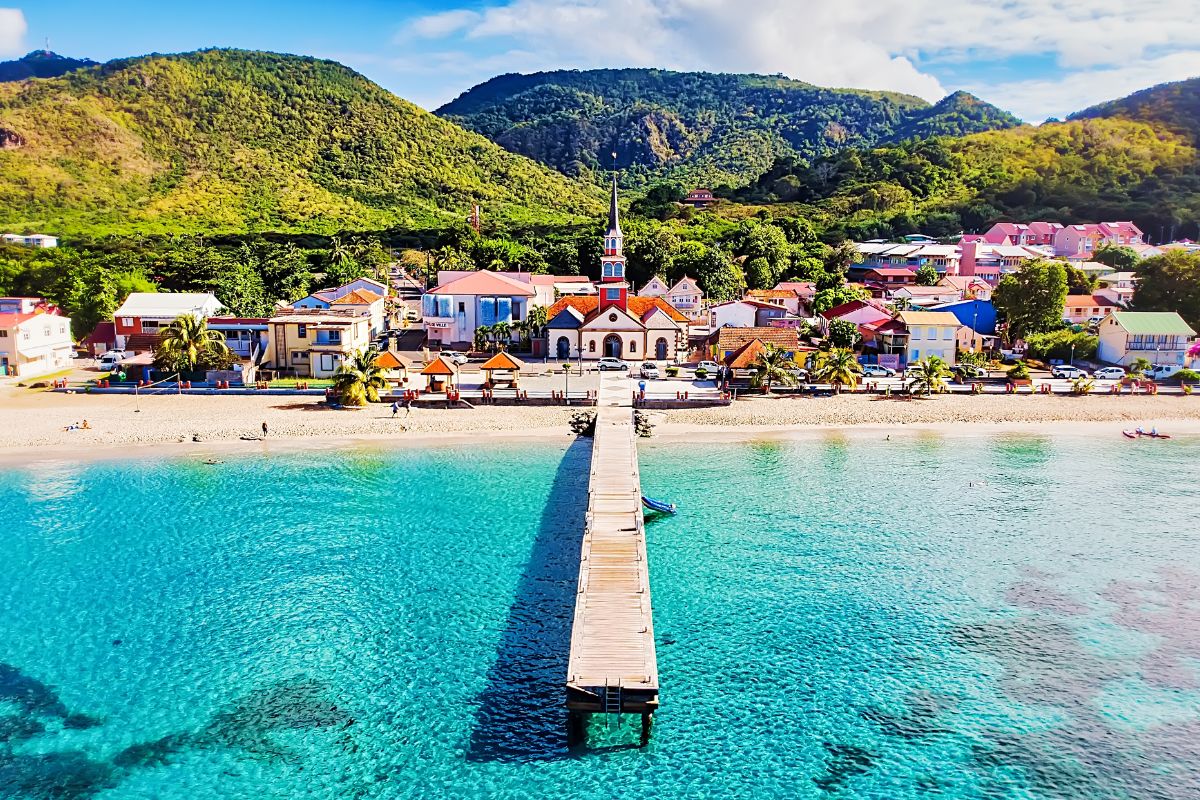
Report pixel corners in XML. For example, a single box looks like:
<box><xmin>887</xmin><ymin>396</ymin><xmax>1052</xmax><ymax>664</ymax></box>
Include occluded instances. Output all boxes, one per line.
<box><xmin>3</xmin><ymin>1</ymin><xmax>1200</xmax><ymax>121</ymax></box>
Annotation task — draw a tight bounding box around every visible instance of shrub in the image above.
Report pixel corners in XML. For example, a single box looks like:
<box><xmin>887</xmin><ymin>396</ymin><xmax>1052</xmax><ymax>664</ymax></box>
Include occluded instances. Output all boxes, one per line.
<box><xmin>1175</xmin><ymin>368</ymin><xmax>1199</xmax><ymax>383</ymax></box>
<box><xmin>665</xmin><ymin>366</ymin><xmax>680</xmax><ymax>377</ymax></box>
<box><xmin>694</xmin><ymin>368</ymin><xmax>709</xmax><ymax>380</ymax></box>
<box><xmin>1007</xmin><ymin>361</ymin><xmax>1031</xmax><ymax>380</ymax></box>
<box><xmin>1024</xmin><ymin>329</ymin><xmax>1098</xmax><ymax>361</ymax></box>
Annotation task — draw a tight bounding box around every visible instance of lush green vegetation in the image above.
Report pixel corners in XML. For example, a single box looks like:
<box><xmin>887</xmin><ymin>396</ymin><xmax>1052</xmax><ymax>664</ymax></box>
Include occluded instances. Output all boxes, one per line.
<box><xmin>332</xmin><ymin>349</ymin><xmax>387</xmax><ymax>406</ymax></box>
<box><xmin>1071</xmin><ymin>76</ymin><xmax>1200</xmax><ymax>144</ymax></box>
<box><xmin>993</xmin><ymin>259</ymin><xmax>1069</xmax><ymax>340</ymax></box>
<box><xmin>0</xmin><ymin>51</ymin><xmax>97</xmax><ymax>82</ymax></box>
<box><xmin>0</xmin><ymin>49</ymin><xmax>603</xmax><ymax>235</ymax></box>
<box><xmin>438</xmin><ymin>69</ymin><xmax>1019</xmax><ymax>187</ymax></box>
<box><xmin>1131</xmin><ymin>250</ymin><xmax>1200</xmax><ymax>330</ymax></box>
<box><xmin>1023</xmin><ymin>329</ymin><xmax>1098</xmax><ymax>362</ymax></box>
<box><xmin>154</xmin><ymin>314</ymin><xmax>234</xmax><ymax>375</ymax></box>
<box><xmin>730</xmin><ymin>118</ymin><xmax>1200</xmax><ymax>242</ymax></box>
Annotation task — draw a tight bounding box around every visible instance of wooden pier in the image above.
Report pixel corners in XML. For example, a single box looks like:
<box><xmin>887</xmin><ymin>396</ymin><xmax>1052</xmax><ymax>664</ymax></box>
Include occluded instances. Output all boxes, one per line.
<box><xmin>566</xmin><ymin>375</ymin><xmax>659</xmax><ymax>739</ymax></box>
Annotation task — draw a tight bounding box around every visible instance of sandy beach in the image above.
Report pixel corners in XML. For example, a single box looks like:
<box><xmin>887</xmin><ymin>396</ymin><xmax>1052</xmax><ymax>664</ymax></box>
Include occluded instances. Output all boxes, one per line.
<box><xmin>3</xmin><ymin>383</ymin><xmax>1199</xmax><ymax>461</ymax></box>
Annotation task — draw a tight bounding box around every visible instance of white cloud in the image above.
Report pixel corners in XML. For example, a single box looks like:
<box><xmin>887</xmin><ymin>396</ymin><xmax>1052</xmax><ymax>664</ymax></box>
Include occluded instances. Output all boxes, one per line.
<box><xmin>0</xmin><ymin>7</ymin><xmax>26</xmax><ymax>57</ymax></box>
<box><xmin>397</xmin><ymin>0</ymin><xmax>1200</xmax><ymax>117</ymax></box>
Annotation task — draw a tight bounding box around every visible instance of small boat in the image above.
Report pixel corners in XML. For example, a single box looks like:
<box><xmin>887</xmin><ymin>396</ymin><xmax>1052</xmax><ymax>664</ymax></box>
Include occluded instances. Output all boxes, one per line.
<box><xmin>1124</xmin><ymin>429</ymin><xmax>1172</xmax><ymax>440</ymax></box>
<box><xmin>642</xmin><ymin>496</ymin><xmax>677</xmax><ymax>515</ymax></box>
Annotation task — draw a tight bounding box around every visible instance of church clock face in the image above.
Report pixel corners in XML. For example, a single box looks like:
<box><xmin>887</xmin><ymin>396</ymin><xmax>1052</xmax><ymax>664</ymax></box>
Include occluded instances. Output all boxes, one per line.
<box><xmin>609</xmin><ymin>313</ymin><xmax>618</xmax><ymax>322</ymax></box>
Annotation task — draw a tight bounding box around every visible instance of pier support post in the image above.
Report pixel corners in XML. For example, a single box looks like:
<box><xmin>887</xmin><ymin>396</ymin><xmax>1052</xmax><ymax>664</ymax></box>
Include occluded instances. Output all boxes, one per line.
<box><xmin>640</xmin><ymin>712</ymin><xmax>653</xmax><ymax>746</ymax></box>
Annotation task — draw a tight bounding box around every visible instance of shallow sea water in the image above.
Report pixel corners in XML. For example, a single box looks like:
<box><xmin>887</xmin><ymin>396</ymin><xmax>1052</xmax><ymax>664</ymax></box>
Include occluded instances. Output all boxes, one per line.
<box><xmin>0</xmin><ymin>432</ymin><xmax>1198</xmax><ymax>799</ymax></box>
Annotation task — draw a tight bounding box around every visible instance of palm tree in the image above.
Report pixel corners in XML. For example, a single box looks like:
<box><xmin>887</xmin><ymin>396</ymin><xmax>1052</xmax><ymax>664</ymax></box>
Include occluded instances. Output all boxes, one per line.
<box><xmin>749</xmin><ymin>345</ymin><xmax>799</xmax><ymax>393</ymax></box>
<box><xmin>812</xmin><ymin>347</ymin><xmax>861</xmax><ymax>392</ymax></box>
<box><xmin>1071</xmin><ymin>375</ymin><xmax>1096</xmax><ymax>395</ymax></box>
<box><xmin>1128</xmin><ymin>357</ymin><xmax>1153</xmax><ymax>379</ymax></box>
<box><xmin>331</xmin><ymin>348</ymin><xmax>387</xmax><ymax>407</ymax></box>
<box><xmin>473</xmin><ymin>325</ymin><xmax>492</xmax><ymax>353</ymax></box>
<box><xmin>906</xmin><ymin>355</ymin><xmax>950</xmax><ymax>395</ymax></box>
<box><xmin>492</xmin><ymin>321</ymin><xmax>512</xmax><ymax>349</ymax></box>
<box><xmin>157</xmin><ymin>314</ymin><xmax>231</xmax><ymax>374</ymax></box>
<box><xmin>327</xmin><ymin>236</ymin><xmax>353</xmax><ymax>268</ymax></box>
<box><xmin>526</xmin><ymin>305</ymin><xmax>549</xmax><ymax>338</ymax></box>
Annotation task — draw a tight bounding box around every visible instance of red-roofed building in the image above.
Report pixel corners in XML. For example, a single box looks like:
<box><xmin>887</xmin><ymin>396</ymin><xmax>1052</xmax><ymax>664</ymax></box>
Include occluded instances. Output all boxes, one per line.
<box><xmin>681</xmin><ymin>189</ymin><xmax>715</xmax><ymax>209</ymax></box>
<box><xmin>1062</xmin><ymin>294</ymin><xmax>1119</xmax><ymax>325</ymax></box>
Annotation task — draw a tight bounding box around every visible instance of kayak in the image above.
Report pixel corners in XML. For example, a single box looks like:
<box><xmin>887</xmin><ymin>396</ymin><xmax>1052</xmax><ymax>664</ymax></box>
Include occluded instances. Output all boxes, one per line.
<box><xmin>1124</xmin><ymin>430</ymin><xmax>1172</xmax><ymax>439</ymax></box>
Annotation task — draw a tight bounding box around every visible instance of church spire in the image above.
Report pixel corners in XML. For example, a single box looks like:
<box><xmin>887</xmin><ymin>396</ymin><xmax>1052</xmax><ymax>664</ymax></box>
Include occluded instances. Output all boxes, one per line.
<box><xmin>607</xmin><ymin>173</ymin><xmax>621</xmax><ymax>235</ymax></box>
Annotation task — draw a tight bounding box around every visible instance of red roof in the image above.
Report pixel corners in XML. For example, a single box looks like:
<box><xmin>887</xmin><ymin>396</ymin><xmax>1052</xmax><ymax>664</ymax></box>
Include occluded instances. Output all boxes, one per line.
<box><xmin>332</xmin><ymin>289</ymin><xmax>383</xmax><ymax>305</ymax></box>
<box><xmin>420</xmin><ymin>356</ymin><xmax>458</xmax><ymax>376</ymax></box>
<box><xmin>479</xmin><ymin>351</ymin><xmax>526</xmax><ymax>371</ymax></box>
<box><xmin>865</xmin><ymin>268</ymin><xmax>916</xmax><ymax>278</ymax></box>
<box><xmin>709</xmin><ymin>326</ymin><xmax>804</xmax><ymax>353</ymax></box>
<box><xmin>375</xmin><ymin>351</ymin><xmax>412</xmax><ymax>370</ymax></box>
<box><xmin>1064</xmin><ymin>294</ymin><xmax>1117</xmax><ymax>307</ymax></box>
<box><xmin>821</xmin><ymin>299</ymin><xmax>889</xmax><ymax>320</ymax></box>
<box><xmin>545</xmin><ymin>295</ymin><xmax>687</xmax><ymax>324</ymax></box>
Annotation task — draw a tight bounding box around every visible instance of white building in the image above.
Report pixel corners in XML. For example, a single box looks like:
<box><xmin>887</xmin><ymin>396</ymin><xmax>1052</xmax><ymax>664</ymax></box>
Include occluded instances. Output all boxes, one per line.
<box><xmin>0</xmin><ymin>298</ymin><xmax>73</xmax><ymax>378</ymax></box>
<box><xmin>2</xmin><ymin>233</ymin><xmax>58</xmax><ymax>249</ymax></box>
<box><xmin>113</xmin><ymin>292</ymin><xmax>225</xmax><ymax>351</ymax></box>
<box><xmin>1097</xmin><ymin>311</ymin><xmax>1195</xmax><ymax>367</ymax></box>
<box><xmin>422</xmin><ymin>271</ymin><xmax>537</xmax><ymax>348</ymax></box>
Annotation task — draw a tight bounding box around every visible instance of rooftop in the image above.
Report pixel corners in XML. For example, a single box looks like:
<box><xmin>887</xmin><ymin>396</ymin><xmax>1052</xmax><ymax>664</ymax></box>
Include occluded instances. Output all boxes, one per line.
<box><xmin>1108</xmin><ymin>311</ymin><xmax>1196</xmax><ymax>336</ymax></box>
<box><xmin>430</xmin><ymin>270</ymin><xmax>536</xmax><ymax>297</ymax></box>
<box><xmin>897</xmin><ymin>311</ymin><xmax>962</xmax><ymax>327</ymax></box>
<box><xmin>114</xmin><ymin>292</ymin><xmax>222</xmax><ymax>318</ymax></box>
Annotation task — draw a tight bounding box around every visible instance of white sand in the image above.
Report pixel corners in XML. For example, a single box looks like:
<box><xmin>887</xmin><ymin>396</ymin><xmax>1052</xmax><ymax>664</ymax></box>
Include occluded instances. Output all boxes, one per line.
<box><xmin>2</xmin><ymin>385</ymin><xmax>1197</xmax><ymax>462</ymax></box>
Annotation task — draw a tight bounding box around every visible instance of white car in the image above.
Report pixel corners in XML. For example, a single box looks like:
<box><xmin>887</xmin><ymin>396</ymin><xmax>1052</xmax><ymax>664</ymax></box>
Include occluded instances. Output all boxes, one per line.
<box><xmin>1093</xmin><ymin>366</ymin><xmax>1125</xmax><ymax>380</ymax></box>
<box><xmin>696</xmin><ymin>360</ymin><xmax>720</xmax><ymax>373</ymax></box>
<box><xmin>597</xmin><ymin>357</ymin><xmax>628</xmax><ymax>371</ymax></box>
<box><xmin>1147</xmin><ymin>364</ymin><xmax>1185</xmax><ymax>380</ymax></box>
<box><xmin>98</xmin><ymin>351</ymin><xmax>128</xmax><ymax>370</ymax></box>
<box><xmin>639</xmin><ymin>362</ymin><xmax>660</xmax><ymax>379</ymax></box>
<box><xmin>1051</xmin><ymin>364</ymin><xmax>1088</xmax><ymax>379</ymax></box>
<box><xmin>862</xmin><ymin>364</ymin><xmax>896</xmax><ymax>378</ymax></box>
<box><xmin>440</xmin><ymin>350</ymin><xmax>469</xmax><ymax>365</ymax></box>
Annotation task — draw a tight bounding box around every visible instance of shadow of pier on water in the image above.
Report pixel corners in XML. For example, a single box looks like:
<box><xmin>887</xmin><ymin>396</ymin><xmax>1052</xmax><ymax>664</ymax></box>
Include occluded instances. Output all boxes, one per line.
<box><xmin>465</xmin><ymin>437</ymin><xmax>591</xmax><ymax>763</ymax></box>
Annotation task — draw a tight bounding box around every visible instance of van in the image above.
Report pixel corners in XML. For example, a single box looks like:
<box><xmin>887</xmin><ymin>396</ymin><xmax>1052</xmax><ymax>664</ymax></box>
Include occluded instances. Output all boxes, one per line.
<box><xmin>1146</xmin><ymin>364</ymin><xmax>1185</xmax><ymax>380</ymax></box>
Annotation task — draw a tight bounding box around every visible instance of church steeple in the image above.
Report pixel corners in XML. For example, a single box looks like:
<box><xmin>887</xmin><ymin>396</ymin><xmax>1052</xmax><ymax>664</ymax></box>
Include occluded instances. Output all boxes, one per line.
<box><xmin>599</xmin><ymin>168</ymin><xmax>628</xmax><ymax>312</ymax></box>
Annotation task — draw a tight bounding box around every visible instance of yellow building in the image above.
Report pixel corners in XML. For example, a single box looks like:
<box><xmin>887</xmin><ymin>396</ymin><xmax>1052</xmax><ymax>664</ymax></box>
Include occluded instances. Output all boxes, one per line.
<box><xmin>266</xmin><ymin>310</ymin><xmax>371</xmax><ymax>378</ymax></box>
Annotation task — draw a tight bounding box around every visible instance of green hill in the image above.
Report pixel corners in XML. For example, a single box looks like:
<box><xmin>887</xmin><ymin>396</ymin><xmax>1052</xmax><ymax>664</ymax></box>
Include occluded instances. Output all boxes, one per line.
<box><xmin>436</xmin><ymin>69</ymin><xmax>1021</xmax><ymax>186</ymax></box>
<box><xmin>1071</xmin><ymin>76</ymin><xmax>1200</xmax><ymax>143</ymax></box>
<box><xmin>732</xmin><ymin>117</ymin><xmax>1200</xmax><ymax>241</ymax></box>
<box><xmin>0</xmin><ymin>49</ymin><xmax>603</xmax><ymax>236</ymax></box>
<box><xmin>0</xmin><ymin>50</ymin><xmax>98</xmax><ymax>82</ymax></box>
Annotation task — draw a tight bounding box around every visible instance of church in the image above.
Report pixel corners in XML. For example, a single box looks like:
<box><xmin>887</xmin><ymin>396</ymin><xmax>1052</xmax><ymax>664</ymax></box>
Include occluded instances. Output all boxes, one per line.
<box><xmin>543</xmin><ymin>179</ymin><xmax>689</xmax><ymax>361</ymax></box>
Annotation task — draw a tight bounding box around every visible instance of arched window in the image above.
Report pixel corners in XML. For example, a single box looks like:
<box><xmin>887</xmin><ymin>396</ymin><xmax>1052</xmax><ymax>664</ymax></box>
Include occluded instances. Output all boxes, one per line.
<box><xmin>589</xmin><ymin>340</ymin><xmax>596</xmax><ymax>353</ymax></box>
<box><xmin>630</xmin><ymin>340</ymin><xmax>636</xmax><ymax>353</ymax></box>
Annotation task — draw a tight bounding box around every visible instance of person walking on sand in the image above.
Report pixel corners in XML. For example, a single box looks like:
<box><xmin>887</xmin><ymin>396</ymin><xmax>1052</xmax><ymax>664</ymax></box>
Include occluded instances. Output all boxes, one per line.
<box><xmin>391</xmin><ymin>401</ymin><xmax>399</xmax><ymax>418</ymax></box>
<box><xmin>261</xmin><ymin>421</ymin><xmax>269</xmax><ymax>438</ymax></box>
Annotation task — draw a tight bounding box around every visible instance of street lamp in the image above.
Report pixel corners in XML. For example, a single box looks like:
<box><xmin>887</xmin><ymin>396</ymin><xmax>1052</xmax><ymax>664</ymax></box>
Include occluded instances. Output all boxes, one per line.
<box><xmin>563</xmin><ymin>361</ymin><xmax>570</xmax><ymax>406</ymax></box>
<box><xmin>1069</xmin><ymin>342</ymin><xmax>1075</xmax><ymax>366</ymax></box>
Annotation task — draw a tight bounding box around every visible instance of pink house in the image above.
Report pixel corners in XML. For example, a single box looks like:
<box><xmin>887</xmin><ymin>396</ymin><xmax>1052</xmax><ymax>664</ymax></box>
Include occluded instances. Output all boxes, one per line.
<box><xmin>1027</xmin><ymin>221</ymin><xmax>1064</xmax><ymax>246</ymax></box>
<box><xmin>984</xmin><ymin>222</ymin><xmax>1033</xmax><ymax>246</ymax></box>
<box><xmin>1097</xmin><ymin>221</ymin><xmax>1143</xmax><ymax>247</ymax></box>
<box><xmin>819</xmin><ymin>299</ymin><xmax>892</xmax><ymax>334</ymax></box>
<box><xmin>1053</xmin><ymin>225</ymin><xmax>1103</xmax><ymax>257</ymax></box>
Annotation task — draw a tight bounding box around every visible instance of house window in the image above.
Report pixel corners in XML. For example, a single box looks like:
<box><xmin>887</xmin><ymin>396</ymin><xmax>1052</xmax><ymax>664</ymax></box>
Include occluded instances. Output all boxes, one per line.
<box><xmin>603</xmin><ymin>264</ymin><xmax>614</xmax><ymax>278</ymax></box>
<box><xmin>121</xmin><ymin>317</ymin><xmax>133</xmax><ymax>327</ymax></box>
<box><xmin>630</xmin><ymin>340</ymin><xmax>636</xmax><ymax>353</ymax></box>
<box><xmin>458</xmin><ymin>302</ymin><xmax>465</xmax><ymax>313</ymax></box>
<box><xmin>0</xmin><ymin>331</ymin><xmax>6</xmax><ymax>337</ymax></box>
<box><xmin>589</xmin><ymin>341</ymin><xmax>596</xmax><ymax>353</ymax></box>
<box><xmin>297</xmin><ymin>324</ymin><xmax>308</xmax><ymax>338</ymax></box>
<box><xmin>44</xmin><ymin>327</ymin><xmax>51</xmax><ymax>336</ymax></box>
<box><xmin>23</xmin><ymin>332</ymin><xmax>30</xmax><ymax>340</ymax></box>
<box><xmin>605</xmin><ymin>288</ymin><xmax>620</xmax><ymax>301</ymax></box>
<box><xmin>292</xmin><ymin>351</ymin><xmax>307</xmax><ymax>362</ymax></box>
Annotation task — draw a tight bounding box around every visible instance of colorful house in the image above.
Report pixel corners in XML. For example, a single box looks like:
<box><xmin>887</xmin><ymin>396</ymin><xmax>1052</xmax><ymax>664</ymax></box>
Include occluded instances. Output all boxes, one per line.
<box><xmin>638</xmin><ymin>276</ymin><xmax>672</xmax><ymax>298</ymax></box>
<box><xmin>422</xmin><ymin>270</ymin><xmax>537</xmax><ymax>349</ymax></box>
<box><xmin>931</xmin><ymin>299</ymin><xmax>997</xmax><ymax>352</ymax></box>
<box><xmin>897</xmin><ymin>311</ymin><xmax>962</xmax><ymax>365</ymax></box>
<box><xmin>682</xmin><ymin>189</ymin><xmax>715</xmax><ymax>209</ymax></box>
<box><xmin>265</xmin><ymin>310</ymin><xmax>372</xmax><ymax>379</ymax></box>
<box><xmin>1062</xmin><ymin>294</ymin><xmax>1119</xmax><ymax>325</ymax></box>
<box><xmin>819</xmin><ymin>299</ymin><xmax>891</xmax><ymax>334</ymax></box>
<box><xmin>706</xmin><ymin>327</ymin><xmax>809</xmax><ymax>364</ymax></box>
<box><xmin>1097</xmin><ymin>312</ymin><xmax>1195</xmax><ymax>367</ymax></box>
<box><xmin>0</xmin><ymin>297</ymin><xmax>73</xmax><ymax>377</ymax></box>
<box><xmin>113</xmin><ymin>292</ymin><xmax>224</xmax><ymax>352</ymax></box>
<box><xmin>665</xmin><ymin>276</ymin><xmax>704</xmax><ymax>313</ymax></box>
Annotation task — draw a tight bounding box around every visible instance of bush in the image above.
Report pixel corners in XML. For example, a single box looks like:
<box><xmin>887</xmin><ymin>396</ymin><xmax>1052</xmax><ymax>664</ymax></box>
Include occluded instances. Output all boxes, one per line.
<box><xmin>1007</xmin><ymin>361</ymin><xmax>1031</xmax><ymax>380</ymax></box>
<box><xmin>665</xmin><ymin>366</ymin><xmax>680</xmax><ymax>377</ymax></box>
<box><xmin>1175</xmin><ymin>368</ymin><xmax>1199</xmax><ymax>383</ymax></box>
<box><xmin>1024</xmin><ymin>329</ymin><xmax>1098</xmax><ymax>361</ymax></box>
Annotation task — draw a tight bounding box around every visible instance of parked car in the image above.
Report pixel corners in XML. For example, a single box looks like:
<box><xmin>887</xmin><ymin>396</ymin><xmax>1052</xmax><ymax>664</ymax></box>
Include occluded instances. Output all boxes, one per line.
<box><xmin>861</xmin><ymin>364</ymin><xmax>896</xmax><ymax>378</ymax></box>
<box><xmin>787</xmin><ymin>367</ymin><xmax>809</xmax><ymax>382</ymax></box>
<box><xmin>1093</xmin><ymin>366</ymin><xmax>1126</xmax><ymax>380</ymax></box>
<box><xmin>696</xmin><ymin>360</ymin><xmax>720</xmax><ymax>373</ymax></box>
<box><xmin>98</xmin><ymin>350</ymin><xmax>128</xmax><ymax>371</ymax></box>
<box><xmin>639</xmin><ymin>362</ymin><xmax>660</xmax><ymax>379</ymax></box>
<box><xmin>1147</xmin><ymin>364</ymin><xmax>1185</xmax><ymax>381</ymax></box>
<box><xmin>440</xmin><ymin>350</ymin><xmax>469</xmax><ymax>365</ymax></box>
<box><xmin>597</xmin><ymin>357</ymin><xmax>628</xmax><ymax>371</ymax></box>
<box><xmin>1051</xmin><ymin>364</ymin><xmax>1088</xmax><ymax>379</ymax></box>
<box><xmin>402</xmin><ymin>308</ymin><xmax>420</xmax><ymax>322</ymax></box>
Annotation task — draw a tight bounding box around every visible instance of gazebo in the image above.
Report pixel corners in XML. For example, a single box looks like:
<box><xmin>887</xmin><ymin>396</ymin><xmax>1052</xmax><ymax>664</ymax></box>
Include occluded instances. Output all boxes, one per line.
<box><xmin>420</xmin><ymin>355</ymin><xmax>458</xmax><ymax>392</ymax></box>
<box><xmin>479</xmin><ymin>350</ymin><xmax>525</xmax><ymax>388</ymax></box>
<box><xmin>374</xmin><ymin>351</ymin><xmax>412</xmax><ymax>387</ymax></box>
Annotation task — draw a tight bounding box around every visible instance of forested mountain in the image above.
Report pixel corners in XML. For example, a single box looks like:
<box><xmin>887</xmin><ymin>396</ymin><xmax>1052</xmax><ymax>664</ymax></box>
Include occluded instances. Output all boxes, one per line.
<box><xmin>732</xmin><ymin>111</ymin><xmax>1200</xmax><ymax>242</ymax></box>
<box><xmin>0</xmin><ymin>49</ymin><xmax>603</xmax><ymax>235</ymax></box>
<box><xmin>0</xmin><ymin>50</ymin><xmax>98</xmax><ymax>82</ymax></box>
<box><xmin>1071</xmin><ymin>77</ymin><xmax>1200</xmax><ymax>143</ymax></box>
<box><xmin>436</xmin><ymin>69</ymin><xmax>1021</xmax><ymax>186</ymax></box>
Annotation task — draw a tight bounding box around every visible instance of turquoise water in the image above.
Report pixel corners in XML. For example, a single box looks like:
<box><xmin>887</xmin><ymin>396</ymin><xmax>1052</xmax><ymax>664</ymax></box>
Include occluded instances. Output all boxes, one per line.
<box><xmin>1</xmin><ymin>433</ymin><xmax>1198</xmax><ymax>799</ymax></box>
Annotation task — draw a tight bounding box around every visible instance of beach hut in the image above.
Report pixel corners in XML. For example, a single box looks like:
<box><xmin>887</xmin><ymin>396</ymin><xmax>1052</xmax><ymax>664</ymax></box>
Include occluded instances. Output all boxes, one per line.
<box><xmin>479</xmin><ymin>351</ymin><xmax>525</xmax><ymax>388</ymax></box>
<box><xmin>420</xmin><ymin>355</ymin><xmax>458</xmax><ymax>392</ymax></box>
<box><xmin>374</xmin><ymin>350</ymin><xmax>412</xmax><ymax>387</ymax></box>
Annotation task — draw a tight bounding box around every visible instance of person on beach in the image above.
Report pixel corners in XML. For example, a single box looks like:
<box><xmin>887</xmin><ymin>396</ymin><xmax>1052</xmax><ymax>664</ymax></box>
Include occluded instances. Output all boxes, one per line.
<box><xmin>81</xmin><ymin>420</ymin><xmax>91</xmax><ymax>429</ymax></box>
<box><xmin>261</xmin><ymin>421</ymin><xmax>269</xmax><ymax>438</ymax></box>
<box><xmin>391</xmin><ymin>401</ymin><xmax>400</xmax><ymax>418</ymax></box>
